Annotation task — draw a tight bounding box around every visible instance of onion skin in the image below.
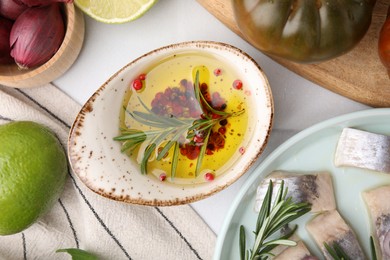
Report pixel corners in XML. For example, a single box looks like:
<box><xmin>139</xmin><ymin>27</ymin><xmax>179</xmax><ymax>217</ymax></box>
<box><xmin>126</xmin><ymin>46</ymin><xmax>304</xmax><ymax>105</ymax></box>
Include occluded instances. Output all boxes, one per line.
<box><xmin>9</xmin><ymin>3</ymin><xmax>65</xmax><ymax>69</ymax></box>
<box><xmin>378</xmin><ymin>6</ymin><xmax>390</xmax><ymax>77</ymax></box>
<box><xmin>0</xmin><ymin>17</ymin><xmax>13</xmax><ymax>64</ymax></box>
<box><xmin>0</xmin><ymin>0</ymin><xmax>28</xmax><ymax>20</ymax></box>
<box><xmin>20</xmin><ymin>0</ymin><xmax>73</xmax><ymax>7</ymax></box>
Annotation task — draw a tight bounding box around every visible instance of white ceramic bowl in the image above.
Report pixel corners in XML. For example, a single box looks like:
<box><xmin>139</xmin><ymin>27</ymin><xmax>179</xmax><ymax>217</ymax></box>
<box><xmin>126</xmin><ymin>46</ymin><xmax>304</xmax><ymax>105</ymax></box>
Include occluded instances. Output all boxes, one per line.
<box><xmin>68</xmin><ymin>41</ymin><xmax>273</xmax><ymax>206</ymax></box>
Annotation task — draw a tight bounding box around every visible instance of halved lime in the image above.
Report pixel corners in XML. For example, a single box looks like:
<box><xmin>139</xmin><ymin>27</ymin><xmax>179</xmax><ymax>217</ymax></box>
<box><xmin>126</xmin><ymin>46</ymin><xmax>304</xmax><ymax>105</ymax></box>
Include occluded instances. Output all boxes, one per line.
<box><xmin>75</xmin><ymin>0</ymin><xmax>158</xmax><ymax>24</ymax></box>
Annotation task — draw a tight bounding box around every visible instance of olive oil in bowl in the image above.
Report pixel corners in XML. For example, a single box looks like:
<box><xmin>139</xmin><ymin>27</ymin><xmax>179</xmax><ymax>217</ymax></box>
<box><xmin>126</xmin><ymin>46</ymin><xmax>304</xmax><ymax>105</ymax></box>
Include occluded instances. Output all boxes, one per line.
<box><xmin>117</xmin><ymin>51</ymin><xmax>249</xmax><ymax>184</ymax></box>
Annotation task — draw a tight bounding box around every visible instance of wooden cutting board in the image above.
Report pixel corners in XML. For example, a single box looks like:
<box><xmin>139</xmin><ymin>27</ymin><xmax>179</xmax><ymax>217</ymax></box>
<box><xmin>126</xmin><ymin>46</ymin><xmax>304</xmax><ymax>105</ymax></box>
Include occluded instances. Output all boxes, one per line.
<box><xmin>197</xmin><ymin>0</ymin><xmax>390</xmax><ymax>107</ymax></box>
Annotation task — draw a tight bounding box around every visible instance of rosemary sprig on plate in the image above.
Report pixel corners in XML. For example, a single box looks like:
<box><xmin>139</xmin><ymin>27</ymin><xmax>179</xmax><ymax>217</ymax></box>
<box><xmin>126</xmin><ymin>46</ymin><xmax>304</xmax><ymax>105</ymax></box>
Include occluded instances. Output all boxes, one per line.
<box><xmin>370</xmin><ymin>236</ymin><xmax>378</xmax><ymax>260</ymax></box>
<box><xmin>324</xmin><ymin>236</ymin><xmax>377</xmax><ymax>260</ymax></box>
<box><xmin>324</xmin><ymin>242</ymin><xmax>351</xmax><ymax>260</ymax></box>
<box><xmin>114</xmin><ymin>70</ymin><xmax>244</xmax><ymax>178</ymax></box>
<box><xmin>239</xmin><ymin>180</ymin><xmax>311</xmax><ymax>260</ymax></box>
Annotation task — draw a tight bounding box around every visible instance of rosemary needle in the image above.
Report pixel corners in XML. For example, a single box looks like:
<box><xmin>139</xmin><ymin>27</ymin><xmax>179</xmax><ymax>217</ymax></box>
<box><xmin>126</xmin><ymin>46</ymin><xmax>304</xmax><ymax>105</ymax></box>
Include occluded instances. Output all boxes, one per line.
<box><xmin>239</xmin><ymin>180</ymin><xmax>311</xmax><ymax>260</ymax></box>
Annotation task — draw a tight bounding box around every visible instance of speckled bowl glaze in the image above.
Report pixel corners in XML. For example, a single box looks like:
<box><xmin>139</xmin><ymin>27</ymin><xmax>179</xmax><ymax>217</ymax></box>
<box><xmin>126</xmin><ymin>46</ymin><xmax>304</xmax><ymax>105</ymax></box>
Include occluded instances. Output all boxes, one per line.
<box><xmin>68</xmin><ymin>41</ymin><xmax>273</xmax><ymax>206</ymax></box>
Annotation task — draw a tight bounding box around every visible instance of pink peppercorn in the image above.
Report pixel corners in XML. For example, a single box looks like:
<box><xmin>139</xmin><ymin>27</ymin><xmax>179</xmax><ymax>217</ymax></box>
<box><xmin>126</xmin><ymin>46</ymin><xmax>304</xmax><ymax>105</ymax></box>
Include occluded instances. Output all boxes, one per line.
<box><xmin>139</xmin><ymin>73</ymin><xmax>146</xmax><ymax>80</ymax></box>
<box><xmin>204</xmin><ymin>172</ymin><xmax>215</xmax><ymax>181</ymax></box>
<box><xmin>159</xmin><ymin>173</ymin><xmax>167</xmax><ymax>181</ymax></box>
<box><xmin>132</xmin><ymin>79</ymin><xmax>143</xmax><ymax>91</ymax></box>
<box><xmin>233</xmin><ymin>79</ymin><xmax>243</xmax><ymax>90</ymax></box>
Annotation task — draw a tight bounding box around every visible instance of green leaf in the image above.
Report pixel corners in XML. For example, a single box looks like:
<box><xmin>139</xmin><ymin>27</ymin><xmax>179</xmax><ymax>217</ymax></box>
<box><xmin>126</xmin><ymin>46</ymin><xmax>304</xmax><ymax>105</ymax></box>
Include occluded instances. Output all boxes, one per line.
<box><xmin>193</xmin><ymin>70</ymin><xmax>201</xmax><ymax>109</ymax></box>
<box><xmin>324</xmin><ymin>242</ymin><xmax>351</xmax><ymax>260</ymax></box>
<box><xmin>195</xmin><ymin>128</ymin><xmax>211</xmax><ymax>176</ymax></box>
<box><xmin>170</xmin><ymin>142</ymin><xmax>179</xmax><ymax>180</ymax></box>
<box><xmin>113</xmin><ymin>130</ymin><xmax>148</xmax><ymax>141</ymax></box>
<box><xmin>198</xmin><ymin>88</ymin><xmax>231</xmax><ymax>116</ymax></box>
<box><xmin>256</xmin><ymin>180</ymin><xmax>273</xmax><ymax>234</ymax></box>
<box><xmin>239</xmin><ymin>225</ymin><xmax>246</xmax><ymax>260</ymax></box>
<box><xmin>238</xmin><ymin>180</ymin><xmax>311</xmax><ymax>260</ymax></box>
<box><xmin>156</xmin><ymin>140</ymin><xmax>175</xmax><ymax>161</ymax></box>
<box><xmin>120</xmin><ymin>139</ymin><xmax>143</xmax><ymax>153</ymax></box>
<box><xmin>259</xmin><ymin>225</ymin><xmax>297</xmax><ymax>254</ymax></box>
<box><xmin>370</xmin><ymin>236</ymin><xmax>378</xmax><ymax>260</ymax></box>
<box><xmin>140</xmin><ymin>143</ymin><xmax>156</xmax><ymax>175</ymax></box>
<box><xmin>262</xmin><ymin>239</ymin><xmax>296</xmax><ymax>247</ymax></box>
<box><xmin>56</xmin><ymin>248</ymin><xmax>98</xmax><ymax>260</ymax></box>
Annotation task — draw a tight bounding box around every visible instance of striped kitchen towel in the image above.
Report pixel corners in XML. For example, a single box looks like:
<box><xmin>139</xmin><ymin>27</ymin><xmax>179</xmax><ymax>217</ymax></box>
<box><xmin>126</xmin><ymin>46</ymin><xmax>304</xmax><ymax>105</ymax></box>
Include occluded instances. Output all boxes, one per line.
<box><xmin>0</xmin><ymin>84</ymin><xmax>216</xmax><ymax>260</ymax></box>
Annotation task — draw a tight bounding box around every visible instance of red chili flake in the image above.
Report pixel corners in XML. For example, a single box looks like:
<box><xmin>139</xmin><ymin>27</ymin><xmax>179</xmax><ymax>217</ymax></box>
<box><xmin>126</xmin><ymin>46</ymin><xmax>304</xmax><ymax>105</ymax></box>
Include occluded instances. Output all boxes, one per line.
<box><xmin>212</xmin><ymin>113</ymin><xmax>221</xmax><ymax>119</ymax></box>
<box><xmin>180</xmin><ymin>147</ymin><xmax>188</xmax><ymax>156</ymax></box>
<box><xmin>204</xmin><ymin>172</ymin><xmax>215</xmax><ymax>181</ymax></box>
<box><xmin>206</xmin><ymin>149</ymin><xmax>214</xmax><ymax>155</ymax></box>
<box><xmin>193</xmin><ymin>134</ymin><xmax>204</xmax><ymax>143</ymax></box>
<box><xmin>239</xmin><ymin>147</ymin><xmax>245</xmax><ymax>155</ymax></box>
<box><xmin>200</xmin><ymin>83</ymin><xmax>208</xmax><ymax>92</ymax></box>
<box><xmin>139</xmin><ymin>73</ymin><xmax>146</xmax><ymax>80</ymax></box>
<box><xmin>218</xmin><ymin>126</ymin><xmax>226</xmax><ymax>135</ymax></box>
<box><xmin>233</xmin><ymin>79</ymin><xmax>243</xmax><ymax>90</ymax></box>
<box><xmin>208</xmin><ymin>132</ymin><xmax>225</xmax><ymax>151</ymax></box>
<box><xmin>186</xmin><ymin>145</ymin><xmax>200</xmax><ymax>160</ymax></box>
<box><xmin>213</xmin><ymin>68</ymin><xmax>222</xmax><ymax>76</ymax></box>
<box><xmin>132</xmin><ymin>79</ymin><xmax>143</xmax><ymax>91</ymax></box>
<box><xmin>203</xmin><ymin>92</ymin><xmax>211</xmax><ymax>103</ymax></box>
<box><xmin>159</xmin><ymin>173</ymin><xmax>167</xmax><ymax>181</ymax></box>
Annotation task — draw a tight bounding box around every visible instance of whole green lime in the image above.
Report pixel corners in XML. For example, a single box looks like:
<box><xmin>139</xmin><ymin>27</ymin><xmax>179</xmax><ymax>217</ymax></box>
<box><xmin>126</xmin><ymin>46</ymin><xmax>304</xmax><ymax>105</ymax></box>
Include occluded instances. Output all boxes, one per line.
<box><xmin>0</xmin><ymin>121</ymin><xmax>68</xmax><ymax>235</ymax></box>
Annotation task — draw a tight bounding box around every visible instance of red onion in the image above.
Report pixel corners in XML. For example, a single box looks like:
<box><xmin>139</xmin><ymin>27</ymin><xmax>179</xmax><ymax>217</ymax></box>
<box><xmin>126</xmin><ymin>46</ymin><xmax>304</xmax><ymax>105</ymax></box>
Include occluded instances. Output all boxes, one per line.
<box><xmin>19</xmin><ymin>0</ymin><xmax>73</xmax><ymax>7</ymax></box>
<box><xmin>10</xmin><ymin>3</ymin><xmax>65</xmax><ymax>69</ymax></box>
<box><xmin>0</xmin><ymin>0</ymin><xmax>28</xmax><ymax>20</ymax></box>
<box><xmin>0</xmin><ymin>17</ymin><xmax>13</xmax><ymax>64</ymax></box>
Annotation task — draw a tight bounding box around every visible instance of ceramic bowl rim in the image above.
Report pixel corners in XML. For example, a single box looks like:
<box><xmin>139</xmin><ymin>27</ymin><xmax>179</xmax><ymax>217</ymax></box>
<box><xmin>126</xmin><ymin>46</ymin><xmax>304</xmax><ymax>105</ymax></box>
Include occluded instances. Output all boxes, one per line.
<box><xmin>68</xmin><ymin>40</ymin><xmax>274</xmax><ymax>206</ymax></box>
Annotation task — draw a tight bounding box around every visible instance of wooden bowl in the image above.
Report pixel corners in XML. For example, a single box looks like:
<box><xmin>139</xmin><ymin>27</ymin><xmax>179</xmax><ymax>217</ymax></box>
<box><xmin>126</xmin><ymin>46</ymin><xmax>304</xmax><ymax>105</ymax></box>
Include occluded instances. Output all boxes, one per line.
<box><xmin>0</xmin><ymin>3</ymin><xmax>85</xmax><ymax>88</ymax></box>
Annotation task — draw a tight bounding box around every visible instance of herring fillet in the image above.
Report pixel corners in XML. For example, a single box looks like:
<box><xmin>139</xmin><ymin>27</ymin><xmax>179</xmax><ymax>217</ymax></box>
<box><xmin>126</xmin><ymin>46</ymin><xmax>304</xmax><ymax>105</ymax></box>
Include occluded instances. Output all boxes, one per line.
<box><xmin>363</xmin><ymin>186</ymin><xmax>390</xmax><ymax>260</ymax></box>
<box><xmin>335</xmin><ymin>128</ymin><xmax>390</xmax><ymax>174</ymax></box>
<box><xmin>254</xmin><ymin>171</ymin><xmax>336</xmax><ymax>213</ymax></box>
<box><xmin>274</xmin><ymin>239</ymin><xmax>315</xmax><ymax>260</ymax></box>
<box><xmin>306</xmin><ymin>210</ymin><xmax>367</xmax><ymax>260</ymax></box>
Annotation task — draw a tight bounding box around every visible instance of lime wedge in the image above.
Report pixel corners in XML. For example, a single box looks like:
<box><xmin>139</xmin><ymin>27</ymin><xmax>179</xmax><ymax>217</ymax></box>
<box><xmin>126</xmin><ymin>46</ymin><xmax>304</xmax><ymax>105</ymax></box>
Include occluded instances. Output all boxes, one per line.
<box><xmin>75</xmin><ymin>0</ymin><xmax>158</xmax><ymax>24</ymax></box>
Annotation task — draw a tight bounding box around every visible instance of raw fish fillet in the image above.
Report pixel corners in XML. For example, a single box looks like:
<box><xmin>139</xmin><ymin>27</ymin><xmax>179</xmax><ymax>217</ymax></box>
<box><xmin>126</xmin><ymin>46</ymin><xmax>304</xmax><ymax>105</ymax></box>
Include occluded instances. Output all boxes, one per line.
<box><xmin>274</xmin><ymin>240</ymin><xmax>316</xmax><ymax>260</ymax></box>
<box><xmin>335</xmin><ymin>128</ymin><xmax>390</xmax><ymax>174</ymax></box>
<box><xmin>306</xmin><ymin>210</ymin><xmax>366</xmax><ymax>260</ymax></box>
<box><xmin>272</xmin><ymin>232</ymin><xmax>316</xmax><ymax>260</ymax></box>
<box><xmin>363</xmin><ymin>185</ymin><xmax>390</xmax><ymax>260</ymax></box>
<box><xmin>254</xmin><ymin>171</ymin><xmax>336</xmax><ymax>213</ymax></box>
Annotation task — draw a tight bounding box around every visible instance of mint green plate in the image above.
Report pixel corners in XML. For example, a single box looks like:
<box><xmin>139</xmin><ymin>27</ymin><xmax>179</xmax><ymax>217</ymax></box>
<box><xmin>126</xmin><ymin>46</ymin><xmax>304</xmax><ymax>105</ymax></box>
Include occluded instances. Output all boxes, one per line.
<box><xmin>214</xmin><ymin>108</ymin><xmax>390</xmax><ymax>259</ymax></box>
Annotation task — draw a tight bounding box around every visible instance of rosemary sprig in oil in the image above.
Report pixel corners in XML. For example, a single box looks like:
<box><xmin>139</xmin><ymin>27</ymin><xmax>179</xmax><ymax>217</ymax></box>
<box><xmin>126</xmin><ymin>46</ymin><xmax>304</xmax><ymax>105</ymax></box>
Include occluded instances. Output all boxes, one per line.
<box><xmin>114</xmin><ymin>70</ymin><xmax>244</xmax><ymax>179</ymax></box>
<box><xmin>239</xmin><ymin>180</ymin><xmax>311</xmax><ymax>260</ymax></box>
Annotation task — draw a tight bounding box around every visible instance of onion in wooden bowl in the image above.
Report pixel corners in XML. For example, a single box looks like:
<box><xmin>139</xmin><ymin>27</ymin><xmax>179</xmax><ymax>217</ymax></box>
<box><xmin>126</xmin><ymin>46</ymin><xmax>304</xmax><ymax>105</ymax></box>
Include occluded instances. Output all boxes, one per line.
<box><xmin>0</xmin><ymin>3</ymin><xmax>84</xmax><ymax>88</ymax></box>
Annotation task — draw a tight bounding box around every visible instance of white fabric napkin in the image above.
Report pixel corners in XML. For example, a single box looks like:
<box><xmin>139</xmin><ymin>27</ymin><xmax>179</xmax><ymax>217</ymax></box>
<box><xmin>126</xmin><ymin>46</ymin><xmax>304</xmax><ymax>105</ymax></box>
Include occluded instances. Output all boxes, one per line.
<box><xmin>0</xmin><ymin>84</ymin><xmax>216</xmax><ymax>260</ymax></box>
